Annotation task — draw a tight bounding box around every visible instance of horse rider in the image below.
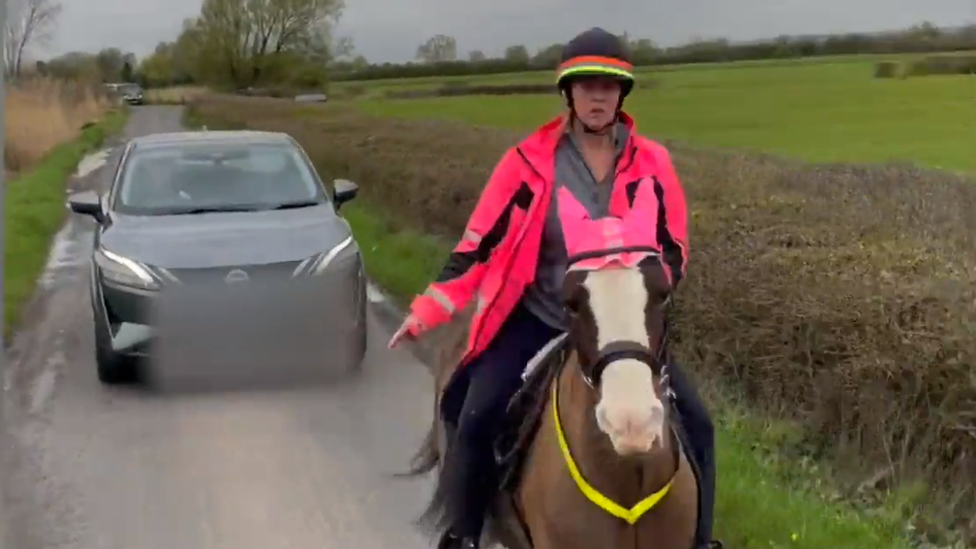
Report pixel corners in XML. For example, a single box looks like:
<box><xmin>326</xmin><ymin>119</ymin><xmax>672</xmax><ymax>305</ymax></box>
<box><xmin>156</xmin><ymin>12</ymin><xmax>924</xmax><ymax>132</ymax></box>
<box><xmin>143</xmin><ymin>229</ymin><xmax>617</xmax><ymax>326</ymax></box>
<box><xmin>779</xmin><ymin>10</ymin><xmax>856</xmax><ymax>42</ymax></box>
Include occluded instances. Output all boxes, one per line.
<box><xmin>388</xmin><ymin>27</ymin><xmax>723</xmax><ymax>549</ymax></box>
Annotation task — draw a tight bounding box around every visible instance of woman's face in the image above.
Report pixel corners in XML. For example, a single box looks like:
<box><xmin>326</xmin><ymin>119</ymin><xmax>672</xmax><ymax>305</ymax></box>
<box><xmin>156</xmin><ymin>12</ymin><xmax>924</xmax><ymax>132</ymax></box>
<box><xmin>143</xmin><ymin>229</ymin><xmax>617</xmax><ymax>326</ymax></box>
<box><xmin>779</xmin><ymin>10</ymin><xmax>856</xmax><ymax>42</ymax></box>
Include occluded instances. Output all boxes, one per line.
<box><xmin>570</xmin><ymin>76</ymin><xmax>622</xmax><ymax>129</ymax></box>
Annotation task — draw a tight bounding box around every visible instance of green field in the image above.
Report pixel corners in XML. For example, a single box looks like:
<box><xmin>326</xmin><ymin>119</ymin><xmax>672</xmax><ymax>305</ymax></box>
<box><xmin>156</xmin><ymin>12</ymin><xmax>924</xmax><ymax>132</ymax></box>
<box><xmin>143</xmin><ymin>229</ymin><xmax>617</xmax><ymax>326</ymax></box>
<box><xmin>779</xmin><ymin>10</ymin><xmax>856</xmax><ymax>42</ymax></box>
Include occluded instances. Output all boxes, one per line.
<box><xmin>332</xmin><ymin>52</ymin><xmax>911</xmax><ymax>94</ymax></box>
<box><xmin>353</xmin><ymin>59</ymin><xmax>976</xmax><ymax>172</ymax></box>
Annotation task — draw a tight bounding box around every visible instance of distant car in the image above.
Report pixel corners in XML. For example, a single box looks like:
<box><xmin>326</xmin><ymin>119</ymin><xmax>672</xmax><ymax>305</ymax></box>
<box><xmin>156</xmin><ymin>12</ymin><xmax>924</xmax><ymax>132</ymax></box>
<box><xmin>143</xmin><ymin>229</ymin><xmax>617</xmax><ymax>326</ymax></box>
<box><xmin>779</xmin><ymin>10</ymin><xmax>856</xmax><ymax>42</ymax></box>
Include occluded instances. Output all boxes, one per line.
<box><xmin>118</xmin><ymin>83</ymin><xmax>144</xmax><ymax>105</ymax></box>
<box><xmin>67</xmin><ymin>130</ymin><xmax>367</xmax><ymax>384</ymax></box>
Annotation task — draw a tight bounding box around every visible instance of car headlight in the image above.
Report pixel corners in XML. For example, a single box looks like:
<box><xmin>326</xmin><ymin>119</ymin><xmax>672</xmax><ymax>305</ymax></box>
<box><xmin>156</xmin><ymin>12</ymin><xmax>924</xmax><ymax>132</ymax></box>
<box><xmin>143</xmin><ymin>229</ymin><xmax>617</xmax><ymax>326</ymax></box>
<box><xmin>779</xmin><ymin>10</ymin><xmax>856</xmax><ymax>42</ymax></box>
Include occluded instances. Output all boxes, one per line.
<box><xmin>293</xmin><ymin>236</ymin><xmax>359</xmax><ymax>277</ymax></box>
<box><xmin>94</xmin><ymin>248</ymin><xmax>159</xmax><ymax>290</ymax></box>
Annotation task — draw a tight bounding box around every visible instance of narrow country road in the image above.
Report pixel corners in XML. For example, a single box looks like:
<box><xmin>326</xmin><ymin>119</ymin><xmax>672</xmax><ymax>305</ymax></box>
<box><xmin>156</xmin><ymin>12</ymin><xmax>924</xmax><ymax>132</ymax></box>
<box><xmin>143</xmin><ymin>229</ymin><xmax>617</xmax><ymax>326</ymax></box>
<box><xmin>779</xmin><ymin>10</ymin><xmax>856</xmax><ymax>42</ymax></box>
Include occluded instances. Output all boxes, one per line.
<box><xmin>2</xmin><ymin>107</ymin><xmax>436</xmax><ymax>549</ymax></box>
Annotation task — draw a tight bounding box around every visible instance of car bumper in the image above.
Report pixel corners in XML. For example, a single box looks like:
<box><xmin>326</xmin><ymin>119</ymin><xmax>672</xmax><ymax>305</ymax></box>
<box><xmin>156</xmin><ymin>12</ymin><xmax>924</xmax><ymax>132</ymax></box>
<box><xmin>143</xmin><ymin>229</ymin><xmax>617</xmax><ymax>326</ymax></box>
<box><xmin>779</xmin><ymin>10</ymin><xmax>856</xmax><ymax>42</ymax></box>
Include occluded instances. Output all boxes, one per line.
<box><xmin>124</xmin><ymin>97</ymin><xmax>143</xmax><ymax>105</ymax></box>
<box><xmin>96</xmin><ymin>260</ymin><xmax>367</xmax><ymax>357</ymax></box>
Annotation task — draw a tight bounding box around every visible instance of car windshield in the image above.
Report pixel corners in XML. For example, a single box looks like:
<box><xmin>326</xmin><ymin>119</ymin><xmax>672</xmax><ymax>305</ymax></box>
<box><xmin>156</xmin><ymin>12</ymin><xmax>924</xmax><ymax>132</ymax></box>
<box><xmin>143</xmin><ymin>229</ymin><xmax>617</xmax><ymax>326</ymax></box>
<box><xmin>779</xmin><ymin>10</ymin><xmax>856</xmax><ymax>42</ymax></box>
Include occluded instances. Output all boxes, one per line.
<box><xmin>113</xmin><ymin>141</ymin><xmax>327</xmax><ymax>216</ymax></box>
<box><xmin>119</xmin><ymin>84</ymin><xmax>141</xmax><ymax>95</ymax></box>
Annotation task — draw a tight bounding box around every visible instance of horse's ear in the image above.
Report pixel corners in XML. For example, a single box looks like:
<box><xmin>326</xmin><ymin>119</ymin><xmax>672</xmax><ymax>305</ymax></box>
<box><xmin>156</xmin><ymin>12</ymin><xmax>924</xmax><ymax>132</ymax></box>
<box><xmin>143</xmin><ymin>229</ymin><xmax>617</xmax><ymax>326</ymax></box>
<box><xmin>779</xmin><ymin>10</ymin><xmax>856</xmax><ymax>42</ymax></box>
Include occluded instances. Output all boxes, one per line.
<box><xmin>622</xmin><ymin>178</ymin><xmax>662</xmax><ymax>251</ymax></box>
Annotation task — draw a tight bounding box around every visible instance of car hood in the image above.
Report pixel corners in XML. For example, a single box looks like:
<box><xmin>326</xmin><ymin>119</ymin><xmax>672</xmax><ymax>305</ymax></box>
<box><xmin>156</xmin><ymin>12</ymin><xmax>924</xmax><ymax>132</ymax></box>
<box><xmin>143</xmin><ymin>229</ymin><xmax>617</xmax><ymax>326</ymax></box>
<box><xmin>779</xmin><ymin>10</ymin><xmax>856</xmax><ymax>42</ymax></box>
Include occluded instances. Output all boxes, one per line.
<box><xmin>100</xmin><ymin>205</ymin><xmax>353</xmax><ymax>268</ymax></box>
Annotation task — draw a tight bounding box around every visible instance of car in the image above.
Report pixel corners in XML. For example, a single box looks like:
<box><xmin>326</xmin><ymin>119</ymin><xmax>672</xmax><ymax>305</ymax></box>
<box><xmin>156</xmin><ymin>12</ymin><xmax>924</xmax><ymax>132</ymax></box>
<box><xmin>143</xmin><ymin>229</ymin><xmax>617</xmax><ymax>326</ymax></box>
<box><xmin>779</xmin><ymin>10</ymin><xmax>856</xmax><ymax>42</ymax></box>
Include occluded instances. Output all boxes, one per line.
<box><xmin>67</xmin><ymin>130</ymin><xmax>367</xmax><ymax>384</ymax></box>
<box><xmin>118</xmin><ymin>83</ymin><xmax>144</xmax><ymax>105</ymax></box>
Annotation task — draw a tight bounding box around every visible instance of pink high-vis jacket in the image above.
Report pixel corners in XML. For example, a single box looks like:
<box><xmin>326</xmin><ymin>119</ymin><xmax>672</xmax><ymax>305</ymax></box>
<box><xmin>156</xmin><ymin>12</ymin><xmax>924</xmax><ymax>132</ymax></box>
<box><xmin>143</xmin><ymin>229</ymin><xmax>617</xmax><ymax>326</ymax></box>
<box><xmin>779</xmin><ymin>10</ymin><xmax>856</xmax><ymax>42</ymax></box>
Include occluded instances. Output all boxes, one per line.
<box><xmin>407</xmin><ymin>112</ymin><xmax>689</xmax><ymax>368</ymax></box>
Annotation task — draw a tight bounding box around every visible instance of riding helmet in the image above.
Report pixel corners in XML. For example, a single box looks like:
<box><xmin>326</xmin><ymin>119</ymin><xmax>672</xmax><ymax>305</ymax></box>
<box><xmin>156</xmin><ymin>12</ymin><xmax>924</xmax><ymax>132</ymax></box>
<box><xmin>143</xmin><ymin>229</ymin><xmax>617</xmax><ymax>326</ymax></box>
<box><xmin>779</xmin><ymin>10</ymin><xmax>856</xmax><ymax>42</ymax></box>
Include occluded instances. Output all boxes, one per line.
<box><xmin>556</xmin><ymin>27</ymin><xmax>635</xmax><ymax>100</ymax></box>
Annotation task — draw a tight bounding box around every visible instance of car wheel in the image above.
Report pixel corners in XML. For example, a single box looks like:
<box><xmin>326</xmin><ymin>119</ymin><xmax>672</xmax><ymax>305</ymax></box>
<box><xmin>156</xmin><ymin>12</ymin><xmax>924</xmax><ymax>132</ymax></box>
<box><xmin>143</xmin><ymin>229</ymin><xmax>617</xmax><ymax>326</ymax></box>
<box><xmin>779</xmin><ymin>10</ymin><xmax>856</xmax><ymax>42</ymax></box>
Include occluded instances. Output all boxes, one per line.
<box><xmin>347</xmin><ymin>288</ymin><xmax>368</xmax><ymax>373</ymax></box>
<box><xmin>93</xmin><ymin>313</ymin><xmax>136</xmax><ymax>385</ymax></box>
<box><xmin>352</xmin><ymin>319</ymin><xmax>367</xmax><ymax>371</ymax></box>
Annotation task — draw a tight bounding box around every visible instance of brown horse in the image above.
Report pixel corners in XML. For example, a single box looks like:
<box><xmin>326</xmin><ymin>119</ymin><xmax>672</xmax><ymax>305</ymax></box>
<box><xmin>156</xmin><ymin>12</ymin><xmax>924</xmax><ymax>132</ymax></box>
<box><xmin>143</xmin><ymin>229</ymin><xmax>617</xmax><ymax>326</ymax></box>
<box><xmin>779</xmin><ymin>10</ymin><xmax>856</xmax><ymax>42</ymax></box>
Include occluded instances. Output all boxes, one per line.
<box><xmin>405</xmin><ymin>253</ymin><xmax>699</xmax><ymax>549</ymax></box>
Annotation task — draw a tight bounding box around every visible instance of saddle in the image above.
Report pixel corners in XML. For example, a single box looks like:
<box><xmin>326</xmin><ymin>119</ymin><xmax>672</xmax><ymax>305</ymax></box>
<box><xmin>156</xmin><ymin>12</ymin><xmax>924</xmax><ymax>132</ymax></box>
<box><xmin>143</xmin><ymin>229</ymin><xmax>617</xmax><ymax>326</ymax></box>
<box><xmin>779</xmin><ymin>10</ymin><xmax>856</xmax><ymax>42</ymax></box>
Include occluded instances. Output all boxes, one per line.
<box><xmin>494</xmin><ymin>333</ymin><xmax>571</xmax><ymax>492</ymax></box>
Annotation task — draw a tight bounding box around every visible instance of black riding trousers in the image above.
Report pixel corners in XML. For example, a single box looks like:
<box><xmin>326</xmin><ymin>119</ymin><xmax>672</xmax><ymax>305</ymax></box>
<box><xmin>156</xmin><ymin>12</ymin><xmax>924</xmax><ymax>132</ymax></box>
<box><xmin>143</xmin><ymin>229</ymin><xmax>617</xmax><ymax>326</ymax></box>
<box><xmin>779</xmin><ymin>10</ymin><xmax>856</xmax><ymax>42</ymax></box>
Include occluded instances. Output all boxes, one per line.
<box><xmin>450</xmin><ymin>302</ymin><xmax>560</xmax><ymax>540</ymax></box>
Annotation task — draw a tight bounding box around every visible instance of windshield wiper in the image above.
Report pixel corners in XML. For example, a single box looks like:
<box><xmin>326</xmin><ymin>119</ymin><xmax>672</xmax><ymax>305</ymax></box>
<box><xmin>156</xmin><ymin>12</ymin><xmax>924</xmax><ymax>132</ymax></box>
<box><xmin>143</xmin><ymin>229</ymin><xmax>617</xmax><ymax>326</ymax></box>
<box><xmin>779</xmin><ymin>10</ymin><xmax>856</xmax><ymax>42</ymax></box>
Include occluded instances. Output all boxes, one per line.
<box><xmin>269</xmin><ymin>200</ymin><xmax>321</xmax><ymax>210</ymax></box>
<box><xmin>168</xmin><ymin>206</ymin><xmax>264</xmax><ymax>215</ymax></box>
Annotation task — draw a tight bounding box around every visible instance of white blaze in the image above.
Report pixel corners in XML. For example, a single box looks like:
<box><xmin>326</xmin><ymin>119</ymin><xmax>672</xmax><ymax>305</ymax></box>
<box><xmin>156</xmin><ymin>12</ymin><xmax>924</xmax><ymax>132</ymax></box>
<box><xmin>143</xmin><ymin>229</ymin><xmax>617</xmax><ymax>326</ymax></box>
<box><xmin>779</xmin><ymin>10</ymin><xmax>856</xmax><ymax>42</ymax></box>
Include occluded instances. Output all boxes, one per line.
<box><xmin>583</xmin><ymin>267</ymin><xmax>666</xmax><ymax>455</ymax></box>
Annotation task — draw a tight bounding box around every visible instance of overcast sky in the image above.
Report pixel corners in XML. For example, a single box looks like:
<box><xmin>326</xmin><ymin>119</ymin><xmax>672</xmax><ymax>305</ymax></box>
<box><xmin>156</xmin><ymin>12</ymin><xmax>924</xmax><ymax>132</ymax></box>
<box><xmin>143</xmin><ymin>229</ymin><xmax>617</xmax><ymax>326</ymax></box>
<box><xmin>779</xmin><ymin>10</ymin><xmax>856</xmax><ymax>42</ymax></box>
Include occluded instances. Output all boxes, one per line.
<box><xmin>45</xmin><ymin>0</ymin><xmax>976</xmax><ymax>63</ymax></box>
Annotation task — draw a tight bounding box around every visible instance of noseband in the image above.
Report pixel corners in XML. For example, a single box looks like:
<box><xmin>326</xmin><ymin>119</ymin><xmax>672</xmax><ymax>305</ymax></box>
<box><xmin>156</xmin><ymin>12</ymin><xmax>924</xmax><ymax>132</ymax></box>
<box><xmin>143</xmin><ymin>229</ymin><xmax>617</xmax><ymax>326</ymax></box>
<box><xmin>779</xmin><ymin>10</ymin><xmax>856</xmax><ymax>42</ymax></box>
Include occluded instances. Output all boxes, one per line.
<box><xmin>582</xmin><ymin>321</ymin><xmax>670</xmax><ymax>392</ymax></box>
<box><xmin>566</xmin><ymin>245</ymin><xmax>674</xmax><ymax>397</ymax></box>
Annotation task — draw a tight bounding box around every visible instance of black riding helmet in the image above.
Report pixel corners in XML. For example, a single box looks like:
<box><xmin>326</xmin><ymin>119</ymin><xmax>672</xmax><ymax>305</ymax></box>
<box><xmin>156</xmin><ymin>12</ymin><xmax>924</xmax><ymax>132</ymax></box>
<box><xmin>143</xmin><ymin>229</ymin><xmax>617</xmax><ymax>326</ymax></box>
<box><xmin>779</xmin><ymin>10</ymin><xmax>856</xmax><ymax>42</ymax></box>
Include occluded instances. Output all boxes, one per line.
<box><xmin>556</xmin><ymin>28</ymin><xmax>635</xmax><ymax>134</ymax></box>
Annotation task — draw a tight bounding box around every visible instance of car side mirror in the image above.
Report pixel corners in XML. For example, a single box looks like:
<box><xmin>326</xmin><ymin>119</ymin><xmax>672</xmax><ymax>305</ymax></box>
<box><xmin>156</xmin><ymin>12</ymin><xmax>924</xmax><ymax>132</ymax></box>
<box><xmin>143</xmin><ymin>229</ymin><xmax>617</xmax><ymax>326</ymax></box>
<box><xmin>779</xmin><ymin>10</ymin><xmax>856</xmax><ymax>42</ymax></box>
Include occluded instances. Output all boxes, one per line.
<box><xmin>67</xmin><ymin>190</ymin><xmax>104</xmax><ymax>222</ymax></box>
<box><xmin>333</xmin><ymin>179</ymin><xmax>359</xmax><ymax>208</ymax></box>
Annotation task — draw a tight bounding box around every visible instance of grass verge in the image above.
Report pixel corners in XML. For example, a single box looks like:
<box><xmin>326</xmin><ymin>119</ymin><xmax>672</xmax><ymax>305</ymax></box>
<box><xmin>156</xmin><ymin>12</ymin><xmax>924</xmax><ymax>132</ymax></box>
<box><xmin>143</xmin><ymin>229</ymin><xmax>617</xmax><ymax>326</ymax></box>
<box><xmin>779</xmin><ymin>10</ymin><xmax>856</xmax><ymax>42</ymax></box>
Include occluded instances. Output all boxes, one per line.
<box><xmin>343</xmin><ymin>199</ymin><xmax>909</xmax><ymax>549</ymax></box>
<box><xmin>4</xmin><ymin>108</ymin><xmax>129</xmax><ymax>337</ymax></box>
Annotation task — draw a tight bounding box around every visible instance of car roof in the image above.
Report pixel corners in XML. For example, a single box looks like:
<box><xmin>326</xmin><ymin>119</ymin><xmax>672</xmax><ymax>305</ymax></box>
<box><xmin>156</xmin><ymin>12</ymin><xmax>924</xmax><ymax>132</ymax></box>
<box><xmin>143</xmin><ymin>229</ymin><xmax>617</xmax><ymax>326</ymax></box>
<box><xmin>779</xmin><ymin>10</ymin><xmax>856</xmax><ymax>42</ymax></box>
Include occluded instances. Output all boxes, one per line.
<box><xmin>129</xmin><ymin>130</ymin><xmax>295</xmax><ymax>150</ymax></box>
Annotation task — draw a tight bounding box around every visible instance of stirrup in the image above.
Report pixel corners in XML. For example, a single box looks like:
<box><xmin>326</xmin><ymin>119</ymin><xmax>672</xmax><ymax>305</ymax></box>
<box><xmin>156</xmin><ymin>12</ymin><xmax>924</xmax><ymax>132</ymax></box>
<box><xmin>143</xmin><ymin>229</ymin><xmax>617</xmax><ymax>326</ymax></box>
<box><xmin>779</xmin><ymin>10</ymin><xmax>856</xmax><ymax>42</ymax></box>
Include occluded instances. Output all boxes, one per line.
<box><xmin>436</xmin><ymin>531</ymin><xmax>457</xmax><ymax>549</ymax></box>
<box><xmin>437</xmin><ymin>531</ymin><xmax>478</xmax><ymax>549</ymax></box>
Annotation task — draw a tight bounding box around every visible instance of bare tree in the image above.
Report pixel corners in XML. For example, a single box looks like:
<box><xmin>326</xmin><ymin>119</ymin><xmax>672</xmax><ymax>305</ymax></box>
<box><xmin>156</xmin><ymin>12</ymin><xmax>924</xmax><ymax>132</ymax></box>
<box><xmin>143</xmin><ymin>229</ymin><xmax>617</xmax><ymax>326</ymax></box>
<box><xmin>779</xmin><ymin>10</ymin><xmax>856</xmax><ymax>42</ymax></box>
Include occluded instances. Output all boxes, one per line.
<box><xmin>4</xmin><ymin>0</ymin><xmax>62</xmax><ymax>76</ymax></box>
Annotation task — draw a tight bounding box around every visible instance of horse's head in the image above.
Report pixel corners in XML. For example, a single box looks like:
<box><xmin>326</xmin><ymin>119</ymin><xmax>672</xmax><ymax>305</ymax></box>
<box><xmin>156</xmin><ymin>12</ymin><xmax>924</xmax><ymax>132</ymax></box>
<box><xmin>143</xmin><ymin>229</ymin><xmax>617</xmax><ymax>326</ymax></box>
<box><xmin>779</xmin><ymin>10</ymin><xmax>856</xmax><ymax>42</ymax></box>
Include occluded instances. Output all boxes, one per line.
<box><xmin>557</xmin><ymin>185</ymin><xmax>675</xmax><ymax>456</ymax></box>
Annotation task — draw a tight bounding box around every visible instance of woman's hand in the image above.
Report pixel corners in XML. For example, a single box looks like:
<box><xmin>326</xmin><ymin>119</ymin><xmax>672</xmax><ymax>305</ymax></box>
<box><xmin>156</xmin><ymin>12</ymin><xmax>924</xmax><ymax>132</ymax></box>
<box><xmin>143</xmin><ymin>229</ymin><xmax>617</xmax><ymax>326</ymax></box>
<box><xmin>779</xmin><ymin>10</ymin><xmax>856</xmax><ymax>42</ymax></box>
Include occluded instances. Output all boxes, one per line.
<box><xmin>387</xmin><ymin>314</ymin><xmax>426</xmax><ymax>349</ymax></box>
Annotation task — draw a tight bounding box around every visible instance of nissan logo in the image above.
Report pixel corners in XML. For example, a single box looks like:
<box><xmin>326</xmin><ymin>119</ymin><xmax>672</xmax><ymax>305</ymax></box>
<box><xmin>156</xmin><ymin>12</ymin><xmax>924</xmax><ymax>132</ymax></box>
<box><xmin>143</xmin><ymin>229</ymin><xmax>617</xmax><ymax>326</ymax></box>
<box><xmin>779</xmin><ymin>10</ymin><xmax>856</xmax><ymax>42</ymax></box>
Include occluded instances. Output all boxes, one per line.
<box><xmin>224</xmin><ymin>269</ymin><xmax>249</xmax><ymax>284</ymax></box>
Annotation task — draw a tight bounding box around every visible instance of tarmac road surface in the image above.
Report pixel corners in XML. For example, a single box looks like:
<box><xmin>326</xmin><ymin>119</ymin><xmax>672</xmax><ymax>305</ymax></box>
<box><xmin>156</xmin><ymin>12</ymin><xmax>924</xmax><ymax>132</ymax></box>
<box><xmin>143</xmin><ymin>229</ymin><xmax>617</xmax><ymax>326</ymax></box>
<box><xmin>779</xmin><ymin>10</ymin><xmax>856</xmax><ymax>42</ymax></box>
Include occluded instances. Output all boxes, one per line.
<box><xmin>2</xmin><ymin>107</ymin><xmax>437</xmax><ymax>549</ymax></box>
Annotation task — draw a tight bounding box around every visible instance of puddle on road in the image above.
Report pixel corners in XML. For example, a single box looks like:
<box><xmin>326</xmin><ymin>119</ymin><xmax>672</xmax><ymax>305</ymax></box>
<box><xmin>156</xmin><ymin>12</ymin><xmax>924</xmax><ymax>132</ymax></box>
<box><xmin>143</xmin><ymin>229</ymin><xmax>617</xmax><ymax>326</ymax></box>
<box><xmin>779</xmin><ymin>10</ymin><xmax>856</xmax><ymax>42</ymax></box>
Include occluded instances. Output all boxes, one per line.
<box><xmin>74</xmin><ymin>148</ymin><xmax>111</xmax><ymax>179</ymax></box>
<box><xmin>38</xmin><ymin>149</ymin><xmax>112</xmax><ymax>291</ymax></box>
<box><xmin>366</xmin><ymin>283</ymin><xmax>387</xmax><ymax>303</ymax></box>
<box><xmin>37</xmin><ymin>221</ymin><xmax>88</xmax><ymax>291</ymax></box>
<box><xmin>29</xmin><ymin>354</ymin><xmax>62</xmax><ymax>414</ymax></box>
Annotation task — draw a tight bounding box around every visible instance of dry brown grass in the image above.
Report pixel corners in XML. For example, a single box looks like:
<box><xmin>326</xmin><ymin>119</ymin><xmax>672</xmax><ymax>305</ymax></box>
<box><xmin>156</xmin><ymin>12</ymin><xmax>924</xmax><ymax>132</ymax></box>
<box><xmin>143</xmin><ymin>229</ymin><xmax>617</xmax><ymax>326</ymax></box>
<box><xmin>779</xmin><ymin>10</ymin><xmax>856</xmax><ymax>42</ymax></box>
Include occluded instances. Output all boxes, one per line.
<box><xmin>4</xmin><ymin>77</ymin><xmax>112</xmax><ymax>173</ymax></box>
<box><xmin>145</xmin><ymin>85</ymin><xmax>209</xmax><ymax>105</ymax></box>
<box><xmin>192</xmin><ymin>95</ymin><xmax>976</xmax><ymax>539</ymax></box>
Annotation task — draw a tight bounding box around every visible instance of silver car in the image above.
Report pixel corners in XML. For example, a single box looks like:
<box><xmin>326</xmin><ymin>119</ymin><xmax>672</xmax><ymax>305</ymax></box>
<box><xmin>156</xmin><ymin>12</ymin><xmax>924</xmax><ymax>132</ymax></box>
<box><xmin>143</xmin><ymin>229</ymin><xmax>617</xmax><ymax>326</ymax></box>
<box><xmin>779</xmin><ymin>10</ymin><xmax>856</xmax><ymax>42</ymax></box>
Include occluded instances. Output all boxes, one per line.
<box><xmin>67</xmin><ymin>130</ymin><xmax>367</xmax><ymax>384</ymax></box>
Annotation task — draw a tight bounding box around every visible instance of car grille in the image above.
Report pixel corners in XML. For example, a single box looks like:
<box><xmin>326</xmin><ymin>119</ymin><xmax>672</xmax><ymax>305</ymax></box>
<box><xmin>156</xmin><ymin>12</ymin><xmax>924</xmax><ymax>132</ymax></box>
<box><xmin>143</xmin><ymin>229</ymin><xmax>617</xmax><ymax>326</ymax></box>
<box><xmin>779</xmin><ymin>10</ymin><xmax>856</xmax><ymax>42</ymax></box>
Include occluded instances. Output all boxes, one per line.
<box><xmin>162</xmin><ymin>261</ymin><xmax>304</xmax><ymax>286</ymax></box>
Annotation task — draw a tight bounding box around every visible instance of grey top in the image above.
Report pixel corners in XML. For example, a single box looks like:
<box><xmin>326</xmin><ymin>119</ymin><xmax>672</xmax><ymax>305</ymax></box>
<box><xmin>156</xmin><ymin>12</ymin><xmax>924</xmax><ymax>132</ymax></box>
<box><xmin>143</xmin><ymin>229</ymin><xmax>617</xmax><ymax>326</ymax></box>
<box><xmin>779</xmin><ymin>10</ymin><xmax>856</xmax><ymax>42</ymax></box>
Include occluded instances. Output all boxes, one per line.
<box><xmin>522</xmin><ymin>123</ymin><xmax>629</xmax><ymax>330</ymax></box>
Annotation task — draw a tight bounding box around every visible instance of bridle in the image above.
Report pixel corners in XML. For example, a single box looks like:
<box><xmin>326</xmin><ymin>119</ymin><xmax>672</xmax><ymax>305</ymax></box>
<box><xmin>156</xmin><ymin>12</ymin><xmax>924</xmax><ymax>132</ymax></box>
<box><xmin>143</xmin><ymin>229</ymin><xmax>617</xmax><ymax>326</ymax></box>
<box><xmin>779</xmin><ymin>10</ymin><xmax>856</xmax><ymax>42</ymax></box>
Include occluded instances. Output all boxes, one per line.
<box><xmin>565</xmin><ymin>245</ymin><xmax>675</xmax><ymax>398</ymax></box>
<box><xmin>548</xmin><ymin>247</ymin><xmax>683</xmax><ymax>526</ymax></box>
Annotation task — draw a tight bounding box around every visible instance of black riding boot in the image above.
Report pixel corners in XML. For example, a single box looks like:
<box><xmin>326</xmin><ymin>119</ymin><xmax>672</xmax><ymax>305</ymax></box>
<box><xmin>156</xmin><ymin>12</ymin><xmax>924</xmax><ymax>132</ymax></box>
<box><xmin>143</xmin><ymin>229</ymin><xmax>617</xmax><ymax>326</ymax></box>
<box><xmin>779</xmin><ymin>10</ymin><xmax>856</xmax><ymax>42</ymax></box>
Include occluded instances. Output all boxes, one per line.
<box><xmin>442</xmin><ymin>427</ymin><xmax>496</xmax><ymax>549</ymax></box>
<box><xmin>667</xmin><ymin>361</ymin><xmax>722</xmax><ymax>549</ymax></box>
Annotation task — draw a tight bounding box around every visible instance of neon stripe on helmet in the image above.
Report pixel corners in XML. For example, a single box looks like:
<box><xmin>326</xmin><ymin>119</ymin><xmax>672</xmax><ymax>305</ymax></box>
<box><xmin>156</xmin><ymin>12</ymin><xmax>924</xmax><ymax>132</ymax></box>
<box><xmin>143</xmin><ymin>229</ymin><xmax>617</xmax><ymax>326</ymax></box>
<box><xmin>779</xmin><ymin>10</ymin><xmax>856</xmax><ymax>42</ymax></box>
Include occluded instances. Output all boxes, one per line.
<box><xmin>558</xmin><ymin>55</ymin><xmax>634</xmax><ymax>72</ymax></box>
<box><xmin>556</xmin><ymin>55</ymin><xmax>634</xmax><ymax>83</ymax></box>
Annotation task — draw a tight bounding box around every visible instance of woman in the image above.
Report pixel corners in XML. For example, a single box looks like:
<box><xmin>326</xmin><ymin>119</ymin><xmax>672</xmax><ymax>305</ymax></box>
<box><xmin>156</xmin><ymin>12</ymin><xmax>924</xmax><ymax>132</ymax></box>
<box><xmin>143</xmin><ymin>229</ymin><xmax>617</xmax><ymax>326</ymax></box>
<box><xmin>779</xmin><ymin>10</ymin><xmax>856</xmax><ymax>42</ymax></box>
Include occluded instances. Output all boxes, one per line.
<box><xmin>389</xmin><ymin>27</ymin><xmax>722</xmax><ymax>549</ymax></box>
